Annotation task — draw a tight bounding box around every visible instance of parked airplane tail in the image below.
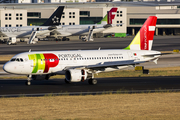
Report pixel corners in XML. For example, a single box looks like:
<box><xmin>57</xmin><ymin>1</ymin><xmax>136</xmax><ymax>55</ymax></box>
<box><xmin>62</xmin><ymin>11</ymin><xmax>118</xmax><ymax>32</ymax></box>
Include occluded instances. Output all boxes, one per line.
<box><xmin>125</xmin><ymin>16</ymin><xmax>157</xmax><ymax>50</ymax></box>
<box><xmin>97</xmin><ymin>7</ymin><xmax>118</xmax><ymax>25</ymax></box>
<box><xmin>41</xmin><ymin>6</ymin><xmax>64</xmax><ymax>26</ymax></box>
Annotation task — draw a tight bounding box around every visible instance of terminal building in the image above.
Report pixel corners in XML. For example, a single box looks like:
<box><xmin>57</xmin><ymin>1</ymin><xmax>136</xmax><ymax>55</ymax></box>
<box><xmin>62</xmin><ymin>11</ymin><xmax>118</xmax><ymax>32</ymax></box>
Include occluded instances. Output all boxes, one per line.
<box><xmin>0</xmin><ymin>2</ymin><xmax>180</xmax><ymax>39</ymax></box>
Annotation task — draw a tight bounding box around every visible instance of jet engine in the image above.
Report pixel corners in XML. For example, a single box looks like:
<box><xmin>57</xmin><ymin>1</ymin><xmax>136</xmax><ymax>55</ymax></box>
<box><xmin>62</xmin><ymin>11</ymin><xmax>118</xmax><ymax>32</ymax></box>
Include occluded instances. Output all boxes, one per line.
<box><xmin>65</xmin><ymin>69</ymin><xmax>87</xmax><ymax>82</ymax></box>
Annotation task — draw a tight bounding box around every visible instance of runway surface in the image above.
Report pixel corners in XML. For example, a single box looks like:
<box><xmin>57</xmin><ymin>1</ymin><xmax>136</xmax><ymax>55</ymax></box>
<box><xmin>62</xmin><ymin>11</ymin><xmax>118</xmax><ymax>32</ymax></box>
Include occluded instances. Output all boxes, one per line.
<box><xmin>0</xmin><ymin>36</ymin><xmax>180</xmax><ymax>55</ymax></box>
<box><xmin>0</xmin><ymin>76</ymin><xmax>180</xmax><ymax>97</ymax></box>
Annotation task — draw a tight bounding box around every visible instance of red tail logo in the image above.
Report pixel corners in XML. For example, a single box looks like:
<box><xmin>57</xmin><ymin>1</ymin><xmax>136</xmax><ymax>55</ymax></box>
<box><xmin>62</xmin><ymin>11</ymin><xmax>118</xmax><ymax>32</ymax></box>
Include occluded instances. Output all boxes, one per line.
<box><xmin>107</xmin><ymin>8</ymin><xmax>118</xmax><ymax>24</ymax></box>
<box><xmin>140</xmin><ymin>16</ymin><xmax>157</xmax><ymax>50</ymax></box>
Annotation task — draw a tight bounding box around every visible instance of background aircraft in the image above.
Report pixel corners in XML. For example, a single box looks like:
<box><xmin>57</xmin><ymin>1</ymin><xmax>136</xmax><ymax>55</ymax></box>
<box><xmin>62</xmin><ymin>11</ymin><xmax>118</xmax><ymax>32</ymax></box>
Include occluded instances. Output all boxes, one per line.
<box><xmin>0</xmin><ymin>7</ymin><xmax>120</xmax><ymax>45</ymax></box>
<box><xmin>0</xmin><ymin>6</ymin><xmax>64</xmax><ymax>45</ymax></box>
<box><xmin>3</xmin><ymin>16</ymin><xmax>161</xmax><ymax>86</ymax></box>
<box><xmin>52</xmin><ymin>7</ymin><xmax>119</xmax><ymax>41</ymax></box>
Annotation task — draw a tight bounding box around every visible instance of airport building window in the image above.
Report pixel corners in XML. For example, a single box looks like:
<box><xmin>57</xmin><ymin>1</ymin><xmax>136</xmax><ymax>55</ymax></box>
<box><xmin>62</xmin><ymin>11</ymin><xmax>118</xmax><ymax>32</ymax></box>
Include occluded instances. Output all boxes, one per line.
<box><xmin>69</xmin><ymin>12</ymin><xmax>71</xmax><ymax>15</ymax></box>
<box><xmin>73</xmin><ymin>16</ymin><xmax>75</xmax><ymax>18</ymax></box>
<box><xmin>20</xmin><ymin>17</ymin><xmax>22</xmax><ymax>20</ymax></box>
<box><xmin>120</xmin><ymin>14</ymin><xmax>122</xmax><ymax>17</ymax></box>
<box><xmin>9</xmin><ymin>24</ymin><xmax>11</xmax><ymax>27</ymax></box>
<box><xmin>120</xmin><ymin>11</ymin><xmax>122</xmax><ymax>13</ymax></box>
<box><xmin>117</xmin><ymin>11</ymin><xmax>119</xmax><ymax>13</ymax></box>
<box><xmin>5</xmin><ymin>17</ymin><xmax>8</xmax><ymax>20</ymax></box>
<box><xmin>120</xmin><ymin>21</ymin><xmax>122</xmax><ymax>23</ymax></box>
<box><xmin>59</xmin><ymin>23</ymin><xmax>61</xmax><ymax>25</ymax></box>
<box><xmin>20</xmin><ymin>14</ymin><xmax>22</xmax><ymax>16</ymax></box>
<box><xmin>62</xmin><ymin>12</ymin><xmax>65</xmax><ymax>14</ymax></box>
<box><xmin>62</xmin><ymin>23</ymin><xmax>65</xmax><ymax>25</ymax></box>
<box><xmin>28</xmin><ymin>18</ymin><xmax>48</xmax><ymax>26</ymax></box>
<box><xmin>117</xmin><ymin>21</ymin><xmax>119</xmax><ymax>23</ymax></box>
<box><xmin>9</xmin><ymin>14</ymin><xmax>11</xmax><ymax>16</ymax></box>
<box><xmin>20</xmin><ymin>24</ymin><xmax>22</xmax><ymax>27</ymax></box>
<box><xmin>130</xmin><ymin>19</ymin><xmax>180</xmax><ymax>25</ymax></box>
<box><xmin>73</xmin><ymin>23</ymin><xmax>75</xmax><ymax>25</ymax></box>
<box><xmin>16</xmin><ymin>17</ymin><xmax>19</xmax><ymax>20</ymax></box>
<box><xmin>69</xmin><ymin>23</ymin><xmax>71</xmax><ymax>25</ymax></box>
<box><xmin>80</xmin><ymin>11</ymin><xmax>90</xmax><ymax>17</ymax></box>
<box><xmin>73</xmin><ymin>12</ymin><xmax>75</xmax><ymax>15</ymax></box>
<box><xmin>117</xmin><ymin>14</ymin><xmax>119</xmax><ymax>17</ymax></box>
<box><xmin>9</xmin><ymin>17</ymin><xmax>11</xmax><ymax>20</ymax></box>
<box><xmin>62</xmin><ymin>16</ymin><xmax>65</xmax><ymax>18</ymax></box>
<box><xmin>5</xmin><ymin>13</ymin><xmax>8</xmax><ymax>16</ymax></box>
<box><xmin>5</xmin><ymin>24</ymin><xmax>8</xmax><ymax>27</ymax></box>
<box><xmin>16</xmin><ymin>25</ymin><xmax>19</xmax><ymax>27</ymax></box>
<box><xmin>80</xmin><ymin>17</ymin><xmax>103</xmax><ymax>24</ymax></box>
<box><xmin>27</xmin><ymin>12</ymin><xmax>41</xmax><ymax>18</ymax></box>
<box><xmin>16</xmin><ymin>13</ymin><xmax>19</xmax><ymax>16</ymax></box>
<box><xmin>69</xmin><ymin>16</ymin><xmax>71</xmax><ymax>18</ymax></box>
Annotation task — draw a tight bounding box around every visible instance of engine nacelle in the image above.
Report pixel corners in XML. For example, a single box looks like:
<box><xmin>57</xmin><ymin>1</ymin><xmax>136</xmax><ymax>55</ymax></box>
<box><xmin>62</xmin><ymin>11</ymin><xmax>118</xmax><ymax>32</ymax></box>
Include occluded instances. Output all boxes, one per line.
<box><xmin>65</xmin><ymin>69</ymin><xmax>87</xmax><ymax>82</ymax></box>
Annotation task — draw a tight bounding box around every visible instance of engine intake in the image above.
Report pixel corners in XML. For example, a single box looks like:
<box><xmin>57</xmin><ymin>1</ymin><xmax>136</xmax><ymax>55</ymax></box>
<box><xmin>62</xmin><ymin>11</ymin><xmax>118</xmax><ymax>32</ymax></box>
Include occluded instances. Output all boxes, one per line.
<box><xmin>65</xmin><ymin>69</ymin><xmax>87</xmax><ymax>82</ymax></box>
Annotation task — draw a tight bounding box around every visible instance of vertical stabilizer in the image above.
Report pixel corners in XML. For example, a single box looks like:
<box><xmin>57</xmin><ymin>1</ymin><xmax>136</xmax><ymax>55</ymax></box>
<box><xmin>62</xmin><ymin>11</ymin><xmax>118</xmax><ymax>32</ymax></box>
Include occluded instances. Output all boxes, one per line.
<box><xmin>125</xmin><ymin>16</ymin><xmax>157</xmax><ymax>50</ymax></box>
<box><xmin>41</xmin><ymin>6</ymin><xmax>64</xmax><ymax>26</ymax></box>
<box><xmin>97</xmin><ymin>8</ymin><xmax>118</xmax><ymax>25</ymax></box>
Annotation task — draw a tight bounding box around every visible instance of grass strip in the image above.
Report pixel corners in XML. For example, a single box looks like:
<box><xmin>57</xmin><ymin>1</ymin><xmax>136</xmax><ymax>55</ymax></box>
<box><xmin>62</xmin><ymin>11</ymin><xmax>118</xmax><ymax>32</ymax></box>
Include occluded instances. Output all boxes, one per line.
<box><xmin>0</xmin><ymin>93</ymin><xmax>180</xmax><ymax>120</ymax></box>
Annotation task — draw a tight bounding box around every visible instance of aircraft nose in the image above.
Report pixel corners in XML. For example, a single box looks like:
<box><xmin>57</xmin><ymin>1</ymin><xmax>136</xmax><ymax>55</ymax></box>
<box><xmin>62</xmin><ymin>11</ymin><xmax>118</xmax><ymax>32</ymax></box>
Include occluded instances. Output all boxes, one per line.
<box><xmin>3</xmin><ymin>62</ymin><xmax>12</xmax><ymax>73</ymax></box>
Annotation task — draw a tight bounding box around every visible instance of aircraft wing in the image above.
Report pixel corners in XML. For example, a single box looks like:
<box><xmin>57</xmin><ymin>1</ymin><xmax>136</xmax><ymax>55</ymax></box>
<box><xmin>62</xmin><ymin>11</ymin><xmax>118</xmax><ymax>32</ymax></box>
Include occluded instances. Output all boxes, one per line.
<box><xmin>103</xmin><ymin>23</ymin><xmax>124</xmax><ymax>28</ymax></box>
<box><xmin>51</xmin><ymin>30</ymin><xmax>72</xmax><ymax>37</ymax></box>
<box><xmin>63</xmin><ymin>60</ymin><xmax>145</xmax><ymax>71</ymax></box>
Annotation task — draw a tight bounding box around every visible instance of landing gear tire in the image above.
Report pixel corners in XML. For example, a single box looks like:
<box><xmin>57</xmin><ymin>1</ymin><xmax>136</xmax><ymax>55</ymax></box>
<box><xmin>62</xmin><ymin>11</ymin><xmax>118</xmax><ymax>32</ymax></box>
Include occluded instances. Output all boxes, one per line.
<box><xmin>88</xmin><ymin>79</ymin><xmax>97</xmax><ymax>85</ymax></box>
<box><xmin>65</xmin><ymin>79</ymin><xmax>71</xmax><ymax>84</ymax></box>
<box><xmin>26</xmin><ymin>81</ymin><xmax>31</xmax><ymax>86</ymax></box>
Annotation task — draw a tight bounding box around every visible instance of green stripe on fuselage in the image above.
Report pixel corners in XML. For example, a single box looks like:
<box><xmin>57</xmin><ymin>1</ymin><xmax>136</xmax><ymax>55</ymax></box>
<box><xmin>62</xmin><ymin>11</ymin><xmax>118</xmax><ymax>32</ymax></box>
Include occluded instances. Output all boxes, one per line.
<box><xmin>28</xmin><ymin>54</ymin><xmax>45</xmax><ymax>73</ymax></box>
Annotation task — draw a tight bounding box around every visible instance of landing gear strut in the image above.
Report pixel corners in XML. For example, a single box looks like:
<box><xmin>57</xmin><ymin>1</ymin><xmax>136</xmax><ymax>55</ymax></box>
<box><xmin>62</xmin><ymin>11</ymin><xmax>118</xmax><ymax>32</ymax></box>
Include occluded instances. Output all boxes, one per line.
<box><xmin>26</xmin><ymin>75</ymin><xmax>32</xmax><ymax>86</ymax></box>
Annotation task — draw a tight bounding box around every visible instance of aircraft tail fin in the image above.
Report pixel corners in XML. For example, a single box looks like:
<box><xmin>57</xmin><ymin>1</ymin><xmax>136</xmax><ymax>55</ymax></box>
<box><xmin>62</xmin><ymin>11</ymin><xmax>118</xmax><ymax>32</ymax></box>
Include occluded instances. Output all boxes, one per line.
<box><xmin>124</xmin><ymin>16</ymin><xmax>157</xmax><ymax>50</ymax></box>
<box><xmin>97</xmin><ymin>7</ymin><xmax>118</xmax><ymax>25</ymax></box>
<box><xmin>41</xmin><ymin>6</ymin><xmax>64</xmax><ymax>26</ymax></box>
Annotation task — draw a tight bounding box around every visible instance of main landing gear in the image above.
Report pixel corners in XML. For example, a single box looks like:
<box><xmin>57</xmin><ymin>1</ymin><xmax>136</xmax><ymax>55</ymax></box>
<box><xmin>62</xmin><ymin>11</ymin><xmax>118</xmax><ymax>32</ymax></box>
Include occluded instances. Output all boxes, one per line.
<box><xmin>88</xmin><ymin>78</ymin><xmax>97</xmax><ymax>85</ymax></box>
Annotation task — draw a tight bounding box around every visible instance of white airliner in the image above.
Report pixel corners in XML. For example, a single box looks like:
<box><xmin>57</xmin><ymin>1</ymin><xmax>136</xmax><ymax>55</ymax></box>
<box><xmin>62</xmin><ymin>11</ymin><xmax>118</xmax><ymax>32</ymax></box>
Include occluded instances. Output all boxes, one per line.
<box><xmin>3</xmin><ymin>16</ymin><xmax>160</xmax><ymax>86</ymax></box>
<box><xmin>0</xmin><ymin>6</ymin><xmax>64</xmax><ymax>45</ymax></box>
<box><xmin>0</xmin><ymin>7</ymin><xmax>119</xmax><ymax>44</ymax></box>
<box><xmin>52</xmin><ymin>7</ymin><xmax>119</xmax><ymax>41</ymax></box>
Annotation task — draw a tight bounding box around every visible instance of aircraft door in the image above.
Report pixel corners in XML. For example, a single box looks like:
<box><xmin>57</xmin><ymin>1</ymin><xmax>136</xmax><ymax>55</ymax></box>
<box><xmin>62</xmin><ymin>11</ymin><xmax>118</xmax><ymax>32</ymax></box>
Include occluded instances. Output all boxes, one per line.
<box><xmin>127</xmin><ymin>52</ymin><xmax>133</xmax><ymax>60</ymax></box>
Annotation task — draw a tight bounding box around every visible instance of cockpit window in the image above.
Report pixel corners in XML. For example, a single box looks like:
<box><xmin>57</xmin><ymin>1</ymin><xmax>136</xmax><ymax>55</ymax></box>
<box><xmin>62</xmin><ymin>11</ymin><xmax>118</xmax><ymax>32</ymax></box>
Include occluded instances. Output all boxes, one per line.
<box><xmin>16</xmin><ymin>58</ymin><xmax>20</xmax><ymax>61</ymax></box>
<box><xmin>10</xmin><ymin>58</ymin><xmax>24</xmax><ymax>62</ymax></box>
<box><xmin>20</xmin><ymin>58</ymin><xmax>23</xmax><ymax>62</ymax></box>
<box><xmin>10</xmin><ymin>58</ymin><xmax>16</xmax><ymax>61</ymax></box>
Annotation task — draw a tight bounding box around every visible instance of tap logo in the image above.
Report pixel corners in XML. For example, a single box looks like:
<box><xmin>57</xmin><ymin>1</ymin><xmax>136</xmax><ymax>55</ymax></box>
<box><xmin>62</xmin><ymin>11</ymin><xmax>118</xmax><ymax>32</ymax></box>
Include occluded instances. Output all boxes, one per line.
<box><xmin>28</xmin><ymin>53</ymin><xmax>59</xmax><ymax>73</ymax></box>
<box><xmin>52</xmin><ymin>16</ymin><xmax>59</xmax><ymax>23</ymax></box>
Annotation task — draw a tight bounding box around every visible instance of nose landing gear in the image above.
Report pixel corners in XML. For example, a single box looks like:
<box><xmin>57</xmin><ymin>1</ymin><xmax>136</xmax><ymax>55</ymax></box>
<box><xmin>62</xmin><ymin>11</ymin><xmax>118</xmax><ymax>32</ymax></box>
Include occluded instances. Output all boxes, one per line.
<box><xmin>26</xmin><ymin>75</ymin><xmax>32</xmax><ymax>86</ymax></box>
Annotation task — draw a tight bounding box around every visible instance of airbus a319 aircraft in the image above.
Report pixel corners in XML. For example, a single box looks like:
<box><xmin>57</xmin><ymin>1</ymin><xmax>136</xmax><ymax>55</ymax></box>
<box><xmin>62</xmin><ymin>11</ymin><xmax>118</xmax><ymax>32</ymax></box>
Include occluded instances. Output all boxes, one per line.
<box><xmin>3</xmin><ymin>16</ymin><xmax>160</xmax><ymax>86</ymax></box>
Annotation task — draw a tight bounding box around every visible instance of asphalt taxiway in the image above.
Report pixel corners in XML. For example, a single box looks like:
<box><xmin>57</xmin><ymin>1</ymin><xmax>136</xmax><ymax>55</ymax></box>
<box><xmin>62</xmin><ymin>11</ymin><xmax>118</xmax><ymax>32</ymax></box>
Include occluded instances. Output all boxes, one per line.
<box><xmin>0</xmin><ymin>76</ymin><xmax>180</xmax><ymax>97</ymax></box>
<box><xmin>0</xmin><ymin>36</ymin><xmax>180</xmax><ymax>55</ymax></box>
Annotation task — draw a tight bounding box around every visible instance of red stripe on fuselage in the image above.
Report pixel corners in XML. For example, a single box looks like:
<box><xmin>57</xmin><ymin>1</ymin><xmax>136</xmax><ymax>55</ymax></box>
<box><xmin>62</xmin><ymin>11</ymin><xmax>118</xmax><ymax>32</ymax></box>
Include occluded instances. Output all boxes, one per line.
<box><xmin>43</xmin><ymin>53</ymin><xmax>59</xmax><ymax>73</ymax></box>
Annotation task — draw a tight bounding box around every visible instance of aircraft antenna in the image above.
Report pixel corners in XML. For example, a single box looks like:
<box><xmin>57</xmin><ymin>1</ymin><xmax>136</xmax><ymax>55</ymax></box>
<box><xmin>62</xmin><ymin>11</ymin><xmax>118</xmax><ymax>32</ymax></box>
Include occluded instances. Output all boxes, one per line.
<box><xmin>98</xmin><ymin>47</ymin><xmax>101</xmax><ymax>50</ymax></box>
<box><xmin>29</xmin><ymin>49</ymin><xmax>31</xmax><ymax>52</ymax></box>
